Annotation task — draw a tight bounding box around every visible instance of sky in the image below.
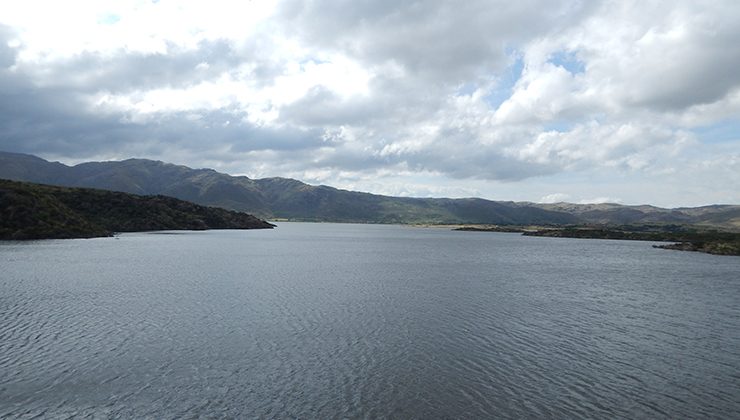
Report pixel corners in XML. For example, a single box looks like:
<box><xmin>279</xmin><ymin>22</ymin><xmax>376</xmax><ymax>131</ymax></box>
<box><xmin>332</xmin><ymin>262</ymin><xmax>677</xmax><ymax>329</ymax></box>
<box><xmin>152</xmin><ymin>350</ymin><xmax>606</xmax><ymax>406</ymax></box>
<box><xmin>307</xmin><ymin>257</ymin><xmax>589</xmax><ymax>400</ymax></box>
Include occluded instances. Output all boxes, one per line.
<box><xmin>0</xmin><ymin>0</ymin><xmax>738</xmax><ymax>208</ymax></box>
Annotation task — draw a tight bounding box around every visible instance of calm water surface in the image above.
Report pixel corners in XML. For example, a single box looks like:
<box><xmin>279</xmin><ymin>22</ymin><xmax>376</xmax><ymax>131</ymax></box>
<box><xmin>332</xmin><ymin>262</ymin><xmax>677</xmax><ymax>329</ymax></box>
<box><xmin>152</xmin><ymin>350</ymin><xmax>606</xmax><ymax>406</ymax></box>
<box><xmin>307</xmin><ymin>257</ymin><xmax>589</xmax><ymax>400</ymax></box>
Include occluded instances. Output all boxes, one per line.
<box><xmin>1</xmin><ymin>223</ymin><xmax>739</xmax><ymax>418</ymax></box>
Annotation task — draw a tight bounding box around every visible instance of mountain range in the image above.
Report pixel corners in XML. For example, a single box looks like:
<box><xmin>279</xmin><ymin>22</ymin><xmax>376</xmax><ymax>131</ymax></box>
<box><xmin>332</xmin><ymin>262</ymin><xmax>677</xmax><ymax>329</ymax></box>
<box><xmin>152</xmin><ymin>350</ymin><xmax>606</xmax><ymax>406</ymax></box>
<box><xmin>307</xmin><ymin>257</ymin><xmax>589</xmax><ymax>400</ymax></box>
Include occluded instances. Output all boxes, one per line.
<box><xmin>1</xmin><ymin>151</ymin><xmax>738</xmax><ymax>228</ymax></box>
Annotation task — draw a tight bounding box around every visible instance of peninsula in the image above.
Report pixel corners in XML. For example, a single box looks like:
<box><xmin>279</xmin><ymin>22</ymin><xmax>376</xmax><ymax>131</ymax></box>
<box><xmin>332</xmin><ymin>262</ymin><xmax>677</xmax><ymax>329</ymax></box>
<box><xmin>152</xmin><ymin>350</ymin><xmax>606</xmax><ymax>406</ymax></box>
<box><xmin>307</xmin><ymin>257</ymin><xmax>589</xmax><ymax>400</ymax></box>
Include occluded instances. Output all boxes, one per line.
<box><xmin>0</xmin><ymin>179</ymin><xmax>274</xmax><ymax>240</ymax></box>
<box><xmin>453</xmin><ymin>225</ymin><xmax>740</xmax><ymax>256</ymax></box>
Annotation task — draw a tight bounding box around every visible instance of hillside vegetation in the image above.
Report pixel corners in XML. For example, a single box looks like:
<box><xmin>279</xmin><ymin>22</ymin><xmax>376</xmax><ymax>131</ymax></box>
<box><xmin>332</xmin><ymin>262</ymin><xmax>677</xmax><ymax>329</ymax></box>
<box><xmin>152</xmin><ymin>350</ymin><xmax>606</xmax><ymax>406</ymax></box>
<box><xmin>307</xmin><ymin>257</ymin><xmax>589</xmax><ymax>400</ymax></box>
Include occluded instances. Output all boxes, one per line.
<box><xmin>0</xmin><ymin>179</ymin><xmax>274</xmax><ymax>240</ymax></box>
<box><xmin>1</xmin><ymin>151</ymin><xmax>739</xmax><ymax>228</ymax></box>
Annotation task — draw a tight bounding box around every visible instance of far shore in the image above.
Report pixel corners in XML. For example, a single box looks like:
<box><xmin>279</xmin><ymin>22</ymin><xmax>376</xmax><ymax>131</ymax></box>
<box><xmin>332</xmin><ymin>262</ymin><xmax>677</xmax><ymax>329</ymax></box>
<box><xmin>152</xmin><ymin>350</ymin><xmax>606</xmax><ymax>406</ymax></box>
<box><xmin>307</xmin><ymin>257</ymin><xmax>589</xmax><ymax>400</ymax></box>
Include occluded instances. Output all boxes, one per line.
<box><xmin>449</xmin><ymin>224</ymin><xmax>740</xmax><ymax>256</ymax></box>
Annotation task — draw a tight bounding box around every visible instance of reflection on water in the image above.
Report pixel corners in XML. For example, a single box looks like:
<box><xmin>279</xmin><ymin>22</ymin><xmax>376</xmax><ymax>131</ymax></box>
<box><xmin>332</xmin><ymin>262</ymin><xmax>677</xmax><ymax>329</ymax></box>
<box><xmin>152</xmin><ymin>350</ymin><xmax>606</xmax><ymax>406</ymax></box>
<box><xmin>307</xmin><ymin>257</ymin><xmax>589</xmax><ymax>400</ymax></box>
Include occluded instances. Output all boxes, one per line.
<box><xmin>1</xmin><ymin>223</ymin><xmax>739</xmax><ymax>418</ymax></box>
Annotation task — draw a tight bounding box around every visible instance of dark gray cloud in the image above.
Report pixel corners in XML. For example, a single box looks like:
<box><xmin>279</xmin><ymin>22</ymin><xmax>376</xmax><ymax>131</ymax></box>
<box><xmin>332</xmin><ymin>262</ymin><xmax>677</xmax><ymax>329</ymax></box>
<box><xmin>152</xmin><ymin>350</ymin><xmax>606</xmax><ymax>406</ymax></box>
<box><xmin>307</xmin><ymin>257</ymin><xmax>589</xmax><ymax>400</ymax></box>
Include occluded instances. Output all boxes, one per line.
<box><xmin>16</xmin><ymin>37</ymin><xmax>289</xmax><ymax>94</ymax></box>
<box><xmin>629</xmin><ymin>29</ymin><xmax>740</xmax><ymax>110</ymax></box>
<box><xmin>0</xmin><ymin>71</ymin><xmax>321</xmax><ymax>161</ymax></box>
<box><xmin>0</xmin><ymin>23</ymin><xmax>323</xmax><ymax>159</ymax></box>
<box><xmin>558</xmin><ymin>1</ymin><xmax>740</xmax><ymax>112</ymax></box>
<box><xmin>277</xmin><ymin>0</ymin><xmax>593</xmax><ymax>86</ymax></box>
<box><xmin>279</xmin><ymin>86</ymin><xmax>378</xmax><ymax>126</ymax></box>
<box><xmin>0</xmin><ymin>94</ymin><xmax>323</xmax><ymax>158</ymax></box>
<box><xmin>278</xmin><ymin>74</ymin><xmax>444</xmax><ymax>127</ymax></box>
<box><xmin>43</xmin><ymin>40</ymin><xmax>240</xmax><ymax>92</ymax></box>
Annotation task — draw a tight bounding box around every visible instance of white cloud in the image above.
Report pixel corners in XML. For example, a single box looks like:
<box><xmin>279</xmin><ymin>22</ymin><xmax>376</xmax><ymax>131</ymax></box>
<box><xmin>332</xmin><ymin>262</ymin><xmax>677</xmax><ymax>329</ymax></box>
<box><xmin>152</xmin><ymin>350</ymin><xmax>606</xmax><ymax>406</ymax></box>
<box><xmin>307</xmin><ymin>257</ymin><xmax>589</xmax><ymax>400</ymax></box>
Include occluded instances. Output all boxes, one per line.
<box><xmin>540</xmin><ymin>193</ymin><xmax>571</xmax><ymax>203</ymax></box>
<box><xmin>4</xmin><ymin>0</ymin><xmax>279</xmax><ymax>59</ymax></box>
<box><xmin>578</xmin><ymin>197</ymin><xmax>623</xmax><ymax>205</ymax></box>
<box><xmin>0</xmin><ymin>0</ymin><xmax>738</xmax><ymax>207</ymax></box>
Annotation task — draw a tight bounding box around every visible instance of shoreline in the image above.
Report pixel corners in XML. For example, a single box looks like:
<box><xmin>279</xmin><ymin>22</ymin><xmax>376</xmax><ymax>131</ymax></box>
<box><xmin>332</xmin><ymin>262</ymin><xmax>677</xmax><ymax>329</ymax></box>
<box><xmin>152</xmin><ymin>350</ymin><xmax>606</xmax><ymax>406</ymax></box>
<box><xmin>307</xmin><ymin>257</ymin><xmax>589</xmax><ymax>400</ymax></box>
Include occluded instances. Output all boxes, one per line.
<box><xmin>452</xmin><ymin>224</ymin><xmax>740</xmax><ymax>256</ymax></box>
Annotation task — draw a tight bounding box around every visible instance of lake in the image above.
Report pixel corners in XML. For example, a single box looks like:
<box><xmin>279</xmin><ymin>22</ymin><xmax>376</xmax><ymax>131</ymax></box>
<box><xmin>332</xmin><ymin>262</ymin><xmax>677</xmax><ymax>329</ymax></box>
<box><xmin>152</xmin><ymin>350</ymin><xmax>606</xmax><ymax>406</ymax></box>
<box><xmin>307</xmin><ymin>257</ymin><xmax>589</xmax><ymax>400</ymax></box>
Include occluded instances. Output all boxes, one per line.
<box><xmin>1</xmin><ymin>223</ymin><xmax>739</xmax><ymax>418</ymax></box>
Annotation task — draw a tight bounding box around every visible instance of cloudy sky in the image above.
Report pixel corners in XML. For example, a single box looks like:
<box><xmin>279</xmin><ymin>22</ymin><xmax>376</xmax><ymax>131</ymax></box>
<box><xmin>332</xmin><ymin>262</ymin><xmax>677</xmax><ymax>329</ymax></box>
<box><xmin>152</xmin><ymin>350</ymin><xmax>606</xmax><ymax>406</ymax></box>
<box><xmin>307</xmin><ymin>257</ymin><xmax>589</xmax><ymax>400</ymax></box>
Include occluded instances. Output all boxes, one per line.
<box><xmin>1</xmin><ymin>0</ymin><xmax>738</xmax><ymax>207</ymax></box>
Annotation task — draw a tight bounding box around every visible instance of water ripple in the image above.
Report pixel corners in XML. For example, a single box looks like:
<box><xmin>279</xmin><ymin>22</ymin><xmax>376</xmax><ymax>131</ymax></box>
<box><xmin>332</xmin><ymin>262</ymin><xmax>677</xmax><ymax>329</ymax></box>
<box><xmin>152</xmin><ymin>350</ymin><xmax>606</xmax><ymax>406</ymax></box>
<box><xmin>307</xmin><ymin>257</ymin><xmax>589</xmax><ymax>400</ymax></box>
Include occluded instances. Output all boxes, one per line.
<box><xmin>1</xmin><ymin>225</ymin><xmax>739</xmax><ymax>418</ymax></box>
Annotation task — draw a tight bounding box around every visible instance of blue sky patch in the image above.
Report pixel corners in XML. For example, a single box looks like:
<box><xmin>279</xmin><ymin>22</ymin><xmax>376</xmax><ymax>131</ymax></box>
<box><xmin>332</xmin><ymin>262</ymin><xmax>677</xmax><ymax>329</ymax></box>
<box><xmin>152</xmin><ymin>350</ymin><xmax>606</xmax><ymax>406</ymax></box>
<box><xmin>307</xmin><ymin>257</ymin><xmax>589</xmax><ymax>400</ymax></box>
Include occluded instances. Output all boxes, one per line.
<box><xmin>549</xmin><ymin>50</ymin><xmax>585</xmax><ymax>75</ymax></box>
<box><xmin>483</xmin><ymin>54</ymin><xmax>524</xmax><ymax>109</ymax></box>
<box><xmin>543</xmin><ymin>121</ymin><xmax>574</xmax><ymax>133</ymax></box>
<box><xmin>693</xmin><ymin>119</ymin><xmax>740</xmax><ymax>144</ymax></box>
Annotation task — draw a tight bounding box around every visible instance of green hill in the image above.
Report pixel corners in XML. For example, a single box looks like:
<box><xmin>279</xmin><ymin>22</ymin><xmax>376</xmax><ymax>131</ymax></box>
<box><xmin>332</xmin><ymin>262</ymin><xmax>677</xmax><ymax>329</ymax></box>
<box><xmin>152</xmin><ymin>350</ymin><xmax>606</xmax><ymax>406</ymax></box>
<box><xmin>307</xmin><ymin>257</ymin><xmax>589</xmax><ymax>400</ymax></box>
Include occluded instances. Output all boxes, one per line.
<box><xmin>0</xmin><ymin>152</ymin><xmax>583</xmax><ymax>225</ymax></box>
<box><xmin>1</xmin><ymin>151</ymin><xmax>738</xmax><ymax>228</ymax></box>
<box><xmin>0</xmin><ymin>179</ymin><xmax>274</xmax><ymax>240</ymax></box>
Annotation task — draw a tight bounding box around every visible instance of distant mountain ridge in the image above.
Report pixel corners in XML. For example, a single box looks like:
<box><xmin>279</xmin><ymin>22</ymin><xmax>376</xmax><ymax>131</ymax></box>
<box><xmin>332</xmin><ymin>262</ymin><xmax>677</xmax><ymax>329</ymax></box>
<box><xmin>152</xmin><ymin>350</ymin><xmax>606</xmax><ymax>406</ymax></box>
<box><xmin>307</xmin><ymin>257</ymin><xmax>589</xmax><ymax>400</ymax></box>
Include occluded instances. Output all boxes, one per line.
<box><xmin>1</xmin><ymin>151</ymin><xmax>738</xmax><ymax>228</ymax></box>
